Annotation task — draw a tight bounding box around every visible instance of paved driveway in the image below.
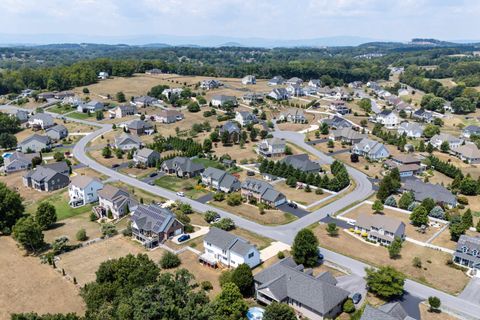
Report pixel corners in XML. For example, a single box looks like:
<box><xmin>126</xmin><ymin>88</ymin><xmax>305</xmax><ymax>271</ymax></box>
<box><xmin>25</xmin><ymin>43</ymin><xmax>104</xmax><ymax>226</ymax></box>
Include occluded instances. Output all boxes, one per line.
<box><xmin>306</xmin><ymin>138</ymin><xmax>328</xmax><ymax>145</ymax></box>
<box><xmin>459</xmin><ymin>277</ymin><xmax>480</xmax><ymax>305</ymax></box>
<box><xmin>320</xmin><ymin>216</ymin><xmax>351</xmax><ymax>229</ymax></box>
<box><xmin>196</xmin><ymin>193</ymin><xmax>214</xmax><ymax>204</ymax></box>
<box><xmin>277</xmin><ymin>203</ymin><xmax>310</xmax><ymax>218</ymax></box>
<box><xmin>141</xmin><ymin>171</ymin><xmax>164</xmax><ymax>184</ymax></box>
<box><xmin>336</xmin><ymin>274</ymin><xmax>367</xmax><ymax>306</ymax></box>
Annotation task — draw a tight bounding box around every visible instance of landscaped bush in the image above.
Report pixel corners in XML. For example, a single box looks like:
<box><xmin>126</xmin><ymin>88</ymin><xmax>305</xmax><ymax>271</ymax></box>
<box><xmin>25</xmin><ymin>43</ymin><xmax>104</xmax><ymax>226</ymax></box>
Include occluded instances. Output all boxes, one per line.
<box><xmin>384</xmin><ymin>195</ymin><xmax>397</xmax><ymax>207</ymax></box>
<box><xmin>101</xmin><ymin>223</ymin><xmax>117</xmax><ymax>238</ymax></box>
<box><xmin>227</xmin><ymin>193</ymin><xmax>242</xmax><ymax>206</ymax></box>
<box><xmin>212</xmin><ymin>218</ymin><xmax>235</xmax><ymax>231</ymax></box>
<box><xmin>76</xmin><ymin>228</ymin><xmax>88</xmax><ymax>241</ymax></box>
<box><xmin>201</xmin><ymin>281</ymin><xmax>213</xmax><ymax>291</ymax></box>
<box><xmin>204</xmin><ymin>210</ymin><xmax>220</xmax><ymax>223</ymax></box>
<box><xmin>159</xmin><ymin>251</ymin><xmax>181</xmax><ymax>269</ymax></box>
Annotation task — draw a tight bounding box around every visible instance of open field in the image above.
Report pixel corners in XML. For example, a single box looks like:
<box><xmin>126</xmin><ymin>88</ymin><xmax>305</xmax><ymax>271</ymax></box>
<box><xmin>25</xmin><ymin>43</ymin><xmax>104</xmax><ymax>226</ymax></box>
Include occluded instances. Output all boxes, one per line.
<box><xmin>334</xmin><ymin>152</ymin><xmax>385</xmax><ymax>178</ymax></box>
<box><xmin>43</xmin><ymin>211</ymin><xmax>102</xmax><ymax>245</ymax></box>
<box><xmin>212</xmin><ymin>199</ymin><xmax>297</xmax><ymax>225</ymax></box>
<box><xmin>430</xmin><ymin>227</ymin><xmax>479</xmax><ymax>250</ymax></box>
<box><xmin>154</xmin><ymin>175</ymin><xmax>209</xmax><ymax>199</ymax></box>
<box><xmin>419</xmin><ymin>303</ymin><xmax>458</xmax><ymax>320</ymax></box>
<box><xmin>312</xmin><ymin>225</ymin><xmax>469</xmax><ymax>295</ymax></box>
<box><xmin>0</xmin><ymin>237</ymin><xmax>85</xmax><ymax>318</ymax></box>
<box><xmin>25</xmin><ymin>189</ymin><xmax>94</xmax><ymax>220</ymax></box>
<box><xmin>274</xmin><ymin>181</ymin><xmax>331</xmax><ymax>206</ymax></box>
<box><xmin>342</xmin><ymin>203</ymin><xmax>441</xmax><ymax>243</ymax></box>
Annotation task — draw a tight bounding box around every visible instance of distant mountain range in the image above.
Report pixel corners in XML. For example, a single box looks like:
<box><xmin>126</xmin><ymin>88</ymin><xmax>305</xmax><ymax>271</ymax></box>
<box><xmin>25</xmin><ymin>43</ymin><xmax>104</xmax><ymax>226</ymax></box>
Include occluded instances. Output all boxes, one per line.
<box><xmin>0</xmin><ymin>33</ymin><xmax>478</xmax><ymax>49</ymax></box>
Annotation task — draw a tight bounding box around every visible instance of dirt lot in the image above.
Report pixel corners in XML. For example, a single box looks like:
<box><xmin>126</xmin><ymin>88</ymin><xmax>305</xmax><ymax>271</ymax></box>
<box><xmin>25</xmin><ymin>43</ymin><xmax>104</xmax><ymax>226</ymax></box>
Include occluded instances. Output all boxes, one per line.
<box><xmin>312</xmin><ymin>225</ymin><xmax>469</xmax><ymax>295</ymax></box>
<box><xmin>432</xmin><ymin>151</ymin><xmax>480</xmax><ymax>179</ymax></box>
<box><xmin>0</xmin><ymin>237</ymin><xmax>85</xmax><ymax>318</ymax></box>
<box><xmin>43</xmin><ymin>212</ymin><xmax>103</xmax><ymax>245</ymax></box>
<box><xmin>430</xmin><ymin>228</ymin><xmax>479</xmax><ymax>250</ymax></box>
<box><xmin>419</xmin><ymin>303</ymin><xmax>458</xmax><ymax>320</ymax></box>
<box><xmin>334</xmin><ymin>152</ymin><xmax>385</xmax><ymax>178</ymax></box>
<box><xmin>212</xmin><ymin>199</ymin><xmax>297</xmax><ymax>225</ymax></box>
<box><xmin>342</xmin><ymin>203</ymin><xmax>442</xmax><ymax>242</ymax></box>
<box><xmin>274</xmin><ymin>181</ymin><xmax>331</xmax><ymax>206</ymax></box>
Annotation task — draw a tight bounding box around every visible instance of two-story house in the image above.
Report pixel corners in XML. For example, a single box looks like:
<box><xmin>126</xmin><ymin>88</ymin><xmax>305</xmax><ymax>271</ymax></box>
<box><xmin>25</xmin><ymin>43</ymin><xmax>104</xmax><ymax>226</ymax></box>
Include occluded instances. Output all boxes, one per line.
<box><xmin>28</xmin><ymin>113</ymin><xmax>55</xmax><ymax>130</ymax></box>
<box><xmin>329</xmin><ymin>127</ymin><xmax>367</xmax><ymax>144</ymax></box>
<box><xmin>23</xmin><ymin>162</ymin><xmax>70</xmax><ymax>192</ymax></box>
<box><xmin>241</xmin><ymin>75</ymin><xmax>256</xmax><ymax>85</ymax></box>
<box><xmin>235</xmin><ymin>111</ymin><xmax>258</xmax><ymax>126</ymax></box>
<box><xmin>68</xmin><ymin>175</ymin><xmax>104</xmax><ymax>207</ymax></box>
<box><xmin>397</xmin><ymin>122</ymin><xmax>424</xmax><ymax>138</ymax></box>
<box><xmin>77</xmin><ymin>101</ymin><xmax>104</xmax><ymax>113</ymax></box>
<box><xmin>133</xmin><ymin>148</ymin><xmax>160</xmax><ymax>167</ymax></box>
<box><xmin>108</xmin><ymin>105</ymin><xmax>136</xmax><ymax>119</ymax></box>
<box><xmin>278</xmin><ymin>108</ymin><xmax>306</xmax><ymax>123</ymax></box>
<box><xmin>354</xmin><ymin>213</ymin><xmax>406</xmax><ymax>246</ymax></box>
<box><xmin>46</xmin><ymin>124</ymin><xmax>68</xmax><ymax>141</ymax></box>
<box><xmin>280</xmin><ymin>154</ymin><xmax>321</xmax><ymax>173</ymax></box>
<box><xmin>2</xmin><ymin>151</ymin><xmax>39</xmax><ymax>174</ymax></box>
<box><xmin>241</xmin><ymin>178</ymin><xmax>287</xmax><ymax>207</ymax></box>
<box><xmin>211</xmin><ymin>95</ymin><xmax>238</xmax><ymax>108</ymax></box>
<box><xmin>352</xmin><ymin>138</ymin><xmax>390</xmax><ymax>161</ymax></box>
<box><xmin>114</xmin><ymin>133</ymin><xmax>143</xmax><ymax>151</ymax></box>
<box><xmin>201</xmin><ymin>167</ymin><xmax>241</xmax><ymax>193</ymax></box>
<box><xmin>128</xmin><ymin>120</ymin><xmax>153</xmax><ymax>136</ymax></box>
<box><xmin>256</xmin><ymin>138</ymin><xmax>286</xmax><ymax>157</ymax></box>
<box><xmin>375</xmin><ymin>110</ymin><xmax>399</xmax><ymax>129</ymax></box>
<box><xmin>96</xmin><ymin>184</ymin><xmax>132</xmax><ymax>219</ymax></box>
<box><xmin>18</xmin><ymin>134</ymin><xmax>52</xmax><ymax>153</ymax></box>
<box><xmin>161</xmin><ymin>156</ymin><xmax>205</xmax><ymax>178</ymax></box>
<box><xmin>131</xmin><ymin>204</ymin><xmax>184</xmax><ymax>248</ymax></box>
<box><xmin>429</xmin><ymin>133</ymin><xmax>464</xmax><ymax>149</ymax></box>
<box><xmin>268</xmin><ymin>88</ymin><xmax>289</xmax><ymax>101</ymax></box>
<box><xmin>453</xmin><ymin>235</ymin><xmax>480</xmax><ymax>273</ymax></box>
<box><xmin>200</xmin><ymin>227</ymin><xmax>260</xmax><ymax>268</ymax></box>
<box><xmin>154</xmin><ymin>110</ymin><xmax>183</xmax><ymax>123</ymax></box>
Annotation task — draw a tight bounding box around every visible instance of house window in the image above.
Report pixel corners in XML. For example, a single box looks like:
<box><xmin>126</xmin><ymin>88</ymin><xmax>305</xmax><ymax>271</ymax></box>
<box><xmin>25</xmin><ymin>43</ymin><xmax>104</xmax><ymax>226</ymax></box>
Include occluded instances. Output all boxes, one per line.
<box><xmin>472</xmin><ymin>250</ymin><xmax>478</xmax><ymax>256</ymax></box>
<box><xmin>462</xmin><ymin>246</ymin><xmax>468</xmax><ymax>253</ymax></box>
<box><xmin>248</xmin><ymin>252</ymin><xmax>254</xmax><ymax>258</ymax></box>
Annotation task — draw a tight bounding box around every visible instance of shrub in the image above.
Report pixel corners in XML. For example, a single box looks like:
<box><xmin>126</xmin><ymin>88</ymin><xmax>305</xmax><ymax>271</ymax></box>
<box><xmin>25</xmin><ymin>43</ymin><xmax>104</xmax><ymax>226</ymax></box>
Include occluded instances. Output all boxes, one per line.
<box><xmin>227</xmin><ymin>193</ymin><xmax>242</xmax><ymax>206</ymax></box>
<box><xmin>315</xmin><ymin>188</ymin><xmax>324</xmax><ymax>195</ymax></box>
<box><xmin>412</xmin><ymin>257</ymin><xmax>422</xmax><ymax>268</ymax></box>
<box><xmin>277</xmin><ymin>251</ymin><xmax>285</xmax><ymax>259</ymax></box>
<box><xmin>213</xmin><ymin>192</ymin><xmax>225</xmax><ymax>201</ymax></box>
<box><xmin>429</xmin><ymin>206</ymin><xmax>445</xmax><ymax>219</ymax></box>
<box><xmin>343</xmin><ymin>299</ymin><xmax>355</xmax><ymax>313</ymax></box>
<box><xmin>204</xmin><ymin>210</ymin><xmax>220</xmax><ymax>223</ymax></box>
<box><xmin>89</xmin><ymin>212</ymin><xmax>97</xmax><ymax>221</ymax></box>
<box><xmin>159</xmin><ymin>251</ymin><xmax>181</xmax><ymax>269</ymax></box>
<box><xmin>213</xmin><ymin>218</ymin><xmax>235</xmax><ymax>231</ymax></box>
<box><xmin>76</xmin><ymin>228</ymin><xmax>88</xmax><ymax>241</ymax></box>
<box><xmin>101</xmin><ymin>223</ymin><xmax>117</xmax><ymax>238</ymax></box>
<box><xmin>384</xmin><ymin>195</ymin><xmax>397</xmax><ymax>207</ymax></box>
<box><xmin>457</xmin><ymin>196</ymin><xmax>469</xmax><ymax>205</ymax></box>
<box><xmin>201</xmin><ymin>281</ymin><xmax>213</xmax><ymax>291</ymax></box>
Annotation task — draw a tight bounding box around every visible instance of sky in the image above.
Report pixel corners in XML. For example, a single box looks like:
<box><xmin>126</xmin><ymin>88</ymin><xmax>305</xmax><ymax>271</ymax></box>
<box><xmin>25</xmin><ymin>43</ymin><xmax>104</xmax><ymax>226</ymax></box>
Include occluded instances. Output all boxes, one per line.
<box><xmin>0</xmin><ymin>0</ymin><xmax>479</xmax><ymax>44</ymax></box>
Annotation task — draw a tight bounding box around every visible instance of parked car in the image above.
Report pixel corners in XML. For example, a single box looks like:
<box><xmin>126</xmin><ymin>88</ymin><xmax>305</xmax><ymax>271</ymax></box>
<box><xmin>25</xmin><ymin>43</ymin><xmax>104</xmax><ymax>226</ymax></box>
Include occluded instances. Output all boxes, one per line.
<box><xmin>352</xmin><ymin>293</ymin><xmax>362</xmax><ymax>304</ymax></box>
<box><xmin>247</xmin><ymin>171</ymin><xmax>255</xmax><ymax>176</ymax></box>
<box><xmin>318</xmin><ymin>250</ymin><xmax>324</xmax><ymax>261</ymax></box>
<box><xmin>177</xmin><ymin>234</ymin><xmax>191</xmax><ymax>243</ymax></box>
<box><xmin>347</xmin><ymin>220</ymin><xmax>355</xmax><ymax>226</ymax></box>
<box><xmin>176</xmin><ymin>191</ymin><xmax>185</xmax><ymax>197</ymax></box>
<box><xmin>149</xmin><ymin>172</ymin><xmax>158</xmax><ymax>178</ymax></box>
<box><xmin>111</xmin><ymin>164</ymin><xmax>120</xmax><ymax>168</ymax></box>
<box><xmin>288</xmin><ymin>202</ymin><xmax>298</xmax><ymax>209</ymax></box>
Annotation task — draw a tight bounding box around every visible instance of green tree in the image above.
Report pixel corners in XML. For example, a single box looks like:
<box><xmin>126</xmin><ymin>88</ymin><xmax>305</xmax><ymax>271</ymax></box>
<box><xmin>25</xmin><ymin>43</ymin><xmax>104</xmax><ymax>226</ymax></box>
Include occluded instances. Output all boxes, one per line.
<box><xmin>388</xmin><ymin>237</ymin><xmax>403</xmax><ymax>259</ymax></box>
<box><xmin>292</xmin><ymin>228</ymin><xmax>319</xmax><ymax>267</ymax></box>
<box><xmin>423</xmin><ymin>124</ymin><xmax>440</xmax><ymax>138</ymax></box>
<box><xmin>76</xmin><ymin>228</ymin><xmax>88</xmax><ymax>241</ymax></box>
<box><xmin>116</xmin><ymin>91</ymin><xmax>126</xmax><ymax>102</ymax></box>
<box><xmin>462</xmin><ymin>209</ymin><xmax>473</xmax><ymax>229</ymax></box>
<box><xmin>159</xmin><ymin>251</ymin><xmax>181</xmax><ymax>269</ymax></box>
<box><xmin>365</xmin><ymin>266</ymin><xmax>405</xmax><ymax>300</ymax></box>
<box><xmin>53</xmin><ymin>152</ymin><xmax>65</xmax><ymax>162</ymax></box>
<box><xmin>95</xmin><ymin>110</ymin><xmax>104</xmax><ymax>120</ymax></box>
<box><xmin>0</xmin><ymin>132</ymin><xmax>17</xmax><ymax>149</ymax></box>
<box><xmin>440</xmin><ymin>141</ymin><xmax>450</xmax><ymax>153</ymax></box>
<box><xmin>102</xmin><ymin>146</ymin><xmax>112</xmax><ymax>158</ymax></box>
<box><xmin>35</xmin><ymin>202</ymin><xmax>57</xmax><ymax>230</ymax></box>
<box><xmin>372</xmin><ymin>200</ymin><xmax>384</xmax><ymax>214</ymax></box>
<box><xmin>263</xmin><ymin>302</ymin><xmax>296</xmax><ymax>320</ymax></box>
<box><xmin>343</xmin><ymin>299</ymin><xmax>356</xmax><ymax>313</ymax></box>
<box><xmin>428</xmin><ymin>296</ymin><xmax>441</xmax><ymax>312</ymax></box>
<box><xmin>203</xmin><ymin>138</ymin><xmax>212</xmax><ymax>153</ymax></box>
<box><xmin>450</xmin><ymin>215</ymin><xmax>467</xmax><ymax>241</ymax></box>
<box><xmin>101</xmin><ymin>223</ymin><xmax>117</xmax><ymax>237</ymax></box>
<box><xmin>410</xmin><ymin>205</ymin><xmax>429</xmax><ymax>227</ymax></box>
<box><xmin>230</xmin><ymin>263</ymin><xmax>254</xmax><ymax>297</ymax></box>
<box><xmin>0</xmin><ymin>182</ymin><xmax>24</xmax><ymax>234</ymax></box>
<box><xmin>12</xmin><ymin>216</ymin><xmax>44</xmax><ymax>253</ymax></box>
<box><xmin>326</xmin><ymin>222</ymin><xmax>338</xmax><ymax>237</ymax></box>
<box><xmin>211</xmin><ymin>282</ymin><xmax>248</xmax><ymax>320</ymax></box>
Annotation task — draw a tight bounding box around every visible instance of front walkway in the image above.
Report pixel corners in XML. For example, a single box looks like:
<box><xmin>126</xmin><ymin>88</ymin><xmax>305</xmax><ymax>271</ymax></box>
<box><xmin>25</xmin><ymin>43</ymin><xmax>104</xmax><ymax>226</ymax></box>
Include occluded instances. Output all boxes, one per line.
<box><xmin>259</xmin><ymin>241</ymin><xmax>291</xmax><ymax>261</ymax></box>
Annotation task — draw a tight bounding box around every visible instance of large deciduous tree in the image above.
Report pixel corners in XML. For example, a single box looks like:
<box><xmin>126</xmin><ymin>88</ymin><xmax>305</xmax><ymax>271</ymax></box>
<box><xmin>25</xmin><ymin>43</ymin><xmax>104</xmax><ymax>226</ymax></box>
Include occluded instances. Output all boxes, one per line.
<box><xmin>292</xmin><ymin>228</ymin><xmax>319</xmax><ymax>267</ymax></box>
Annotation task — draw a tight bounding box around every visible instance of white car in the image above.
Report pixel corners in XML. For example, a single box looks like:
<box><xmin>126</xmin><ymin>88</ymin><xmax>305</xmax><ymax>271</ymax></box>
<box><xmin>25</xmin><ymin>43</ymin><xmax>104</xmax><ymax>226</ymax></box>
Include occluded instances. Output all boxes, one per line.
<box><xmin>176</xmin><ymin>191</ymin><xmax>185</xmax><ymax>197</ymax></box>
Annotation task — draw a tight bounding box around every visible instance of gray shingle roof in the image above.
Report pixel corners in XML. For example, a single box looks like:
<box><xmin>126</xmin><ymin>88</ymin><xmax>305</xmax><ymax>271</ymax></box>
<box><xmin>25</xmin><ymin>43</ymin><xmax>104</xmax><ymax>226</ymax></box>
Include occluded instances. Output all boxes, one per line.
<box><xmin>356</xmin><ymin>213</ymin><xmax>405</xmax><ymax>235</ymax></box>
<box><xmin>280</xmin><ymin>154</ymin><xmax>321</xmax><ymax>172</ymax></box>
<box><xmin>254</xmin><ymin>257</ymin><xmax>349</xmax><ymax>315</ymax></box>
<box><xmin>163</xmin><ymin>157</ymin><xmax>204</xmax><ymax>173</ymax></box>
<box><xmin>19</xmin><ymin>134</ymin><xmax>50</xmax><ymax>146</ymax></box>
<box><xmin>70</xmin><ymin>175</ymin><xmax>101</xmax><ymax>189</ymax></box>
<box><xmin>204</xmin><ymin>227</ymin><xmax>255</xmax><ymax>256</ymax></box>
<box><xmin>402</xmin><ymin>179</ymin><xmax>456</xmax><ymax>205</ymax></box>
<box><xmin>131</xmin><ymin>204</ymin><xmax>178</xmax><ymax>234</ymax></box>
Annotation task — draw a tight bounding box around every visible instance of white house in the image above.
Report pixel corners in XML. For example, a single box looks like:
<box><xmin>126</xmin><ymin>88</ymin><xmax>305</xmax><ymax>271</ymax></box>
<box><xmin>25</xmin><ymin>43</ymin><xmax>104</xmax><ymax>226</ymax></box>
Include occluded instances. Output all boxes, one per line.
<box><xmin>241</xmin><ymin>75</ymin><xmax>256</xmax><ymax>85</ymax></box>
<box><xmin>28</xmin><ymin>113</ymin><xmax>55</xmax><ymax>130</ymax></box>
<box><xmin>96</xmin><ymin>185</ymin><xmax>131</xmax><ymax>219</ymax></box>
<box><xmin>286</xmin><ymin>84</ymin><xmax>304</xmax><ymax>97</ymax></box>
<box><xmin>235</xmin><ymin>111</ymin><xmax>257</xmax><ymax>126</ymax></box>
<box><xmin>375</xmin><ymin>110</ymin><xmax>399</xmax><ymax>129</ymax></box>
<box><xmin>162</xmin><ymin>88</ymin><xmax>183</xmax><ymax>99</ymax></box>
<box><xmin>200</xmin><ymin>227</ymin><xmax>261</xmax><ymax>268</ymax></box>
<box><xmin>68</xmin><ymin>176</ymin><xmax>104</xmax><ymax>208</ymax></box>
<box><xmin>308</xmin><ymin>79</ymin><xmax>321</xmax><ymax>88</ymax></box>
<box><xmin>279</xmin><ymin>108</ymin><xmax>306</xmax><ymax>123</ymax></box>
<box><xmin>98</xmin><ymin>72</ymin><xmax>109</xmax><ymax>80</ymax></box>
<box><xmin>429</xmin><ymin>133</ymin><xmax>464</xmax><ymax>149</ymax></box>
<box><xmin>268</xmin><ymin>88</ymin><xmax>289</xmax><ymax>100</ymax></box>
<box><xmin>352</xmin><ymin>138</ymin><xmax>390</xmax><ymax>161</ymax></box>
<box><xmin>114</xmin><ymin>133</ymin><xmax>142</xmax><ymax>151</ymax></box>
<box><xmin>211</xmin><ymin>95</ymin><xmax>238</xmax><ymax>108</ymax></box>
<box><xmin>256</xmin><ymin>138</ymin><xmax>286</xmax><ymax>157</ymax></box>
<box><xmin>397</xmin><ymin>122</ymin><xmax>424</xmax><ymax>138</ymax></box>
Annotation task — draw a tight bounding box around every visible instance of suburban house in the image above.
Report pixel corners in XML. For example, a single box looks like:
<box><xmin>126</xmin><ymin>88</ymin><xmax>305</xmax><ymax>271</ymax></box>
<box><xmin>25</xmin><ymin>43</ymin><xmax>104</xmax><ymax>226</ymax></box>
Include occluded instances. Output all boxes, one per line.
<box><xmin>281</xmin><ymin>154</ymin><xmax>321</xmax><ymax>173</ymax></box>
<box><xmin>241</xmin><ymin>178</ymin><xmax>287</xmax><ymax>207</ymax></box>
<box><xmin>161</xmin><ymin>156</ymin><xmax>205</xmax><ymax>178</ymax></box>
<box><xmin>462</xmin><ymin>125</ymin><xmax>480</xmax><ymax>139</ymax></box>
<box><xmin>23</xmin><ymin>162</ymin><xmax>70</xmax><ymax>192</ymax></box>
<box><xmin>46</xmin><ymin>124</ymin><xmax>68</xmax><ymax>141</ymax></box>
<box><xmin>145</xmin><ymin>68</ymin><xmax>162</xmax><ymax>75</ymax></box>
<box><xmin>329</xmin><ymin>127</ymin><xmax>367</xmax><ymax>144</ymax></box>
<box><xmin>268</xmin><ymin>88</ymin><xmax>289</xmax><ymax>100</ymax></box>
<box><xmin>278</xmin><ymin>108</ymin><xmax>306</xmax><ymax>123</ymax></box>
<box><xmin>114</xmin><ymin>133</ymin><xmax>142</xmax><ymax>151</ymax></box>
<box><xmin>77</xmin><ymin>101</ymin><xmax>103</xmax><ymax>113</ymax></box>
<box><xmin>13</xmin><ymin>110</ymin><xmax>29</xmax><ymax>123</ymax></box>
<box><xmin>37</xmin><ymin>92</ymin><xmax>55</xmax><ymax>100</ymax></box>
<box><xmin>402</xmin><ymin>179</ymin><xmax>457</xmax><ymax>207</ymax></box>
<box><xmin>28</xmin><ymin>113</ymin><xmax>54</xmax><ymax>130</ymax></box>
<box><xmin>321</xmin><ymin>115</ymin><xmax>352</xmax><ymax>129</ymax></box>
<box><xmin>96</xmin><ymin>185</ymin><xmax>132</xmax><ymax>219</ymax></box>
<box><xmin>308</xmin><ymin>79</ymin><xmax>322</xmax><ymax>88</ymax></box>
<box><xmin>2</xmin><ymin>151</ymin><xmax>39</xmax><ymax>174</ymax></box>
<box><xmin>268</xmin><ymin>76</ymin><xmax>284</xmax><ymax>86</ymax></box>
<box><xmin>256</xmin><ymin>138</ymin><xmax>286</xmax><ymax>157</ymax></box>
<box><xmin>211</xmin><ymin>95</ymin><xmax>238</xmax><ymax>108</ymax></box>
<box><xmin>354</xmin><ymin>213</ymin><xmax>406</xmax><ymax>245</ymax></box>
<box><xmin>285</xmin><ymin>77</ymin><xmax>303</xmax><ymax>85</ymax></box>
<box><xmin>413</xmin><ymin>109</ymin><xmax>434</xmax><ymax>123</ymax></box>
<box><xmin>352</xmin><ymin>138</ymin><xmax>390</xmax><ymax>161</ymax></box>
<box><xmin>68</xmin><ymin>175</ymin><xmax>104</xmax><ymax>207</ymax></box>
<box><xmin>62</xmin><ymin>95</ymin><xmax>83</xmax><ymax>106</ymax></box>
<box><xmin>329</xmin><ymin>100</ymin><xmax>350</xmax><ymax>115</ymax></box>
<box><xmin>162</xmin><ymin>88</ymin><xmax>183</xmax><ymax>99</ymax></box>
<box><xmin>374</xmin><ymin>110</ymin><xmax>399</xmax><ymax>129</ymax></box>
<box><xmin>53</xmin><ymin>91</ymin><xmax>74</xmax><ymax>99</ymax></box>
<box><xmin>241</xmin><ymin>75</ymin><xmax>256</xmax><ymax>85</ymax></box>
<box><xmin>452</xmin><ymin>143</ymin><xmax>480</xmax><ymax>164</ymax></box>
<box><xmin>18</xmin><ymin>134</ymin><xmax>51</xmax><ymax>153</ymax></box>
<box><xmin>131</xmin><ymin>204</ymin><xmax>184</xmax><ymax>248</ymax></box>
<box><xmin>286</xmin><ymin>83</ymin><xmax>304</xmax><ymax>97</ymax></box>
<box><xmin>397</xmin><ymin>122</ymin><xmax>424</xmax><ymax>138</ymax></box>
<box><xmin>360</xmin><ymin>303</ymin><xmax>411</xmax><ymax>320</ymax></box>
<box><xmin>154</xmin><ymin>109</ymin><xmax>183</xmax><ymax>123</ymax></box>
<box><xmin>254</xmin><ymin>257</ymin><xmax>349</xmax><ymax>320</ymax></box>
<box><xmin>429</xmin><ymin>133</ymin><xmax>464</xmax><ymax>149</ymax></box>
<box><xmin>242</xmin><ymin>93</ymin><xmax>264</xmax><ymax>104</ymax></box>
<box><xmin>453</xmin><ymin>235</ymin><xmax>480</xmax><ymax>273</ymax></box>
<box><xmin>200</xmin><ymin>79</ymin><xmax>221</xmax><ymax>90</ymax></box>
<box><xmin>133</xmin><ymin>148</ymin><xmax>160</xmax><ymax>167</ymax></box>
<box><xmin>235</xmin><ymin>111</ymin><xmax>258</xmax><ymax>126</ymax></box>
<box><xmin>109</xmin><ymin>104</ymin><xmax>136</xmax><ymax>119</ymax></box>
<box><xmin>201</xmin><ymin>167</ymin><xmax>241</xmax><ymax>193</ymax></box>
<box><xmin>395</xmin><ymin>101</ymin><xmax>415</xmax><ymax>114</ymax></box>
<box><xmin>128</xmin><ymin>120</ymin><xmax>154</xmax><ymax>135</ymax></box>
<box><xmin>132</xmin><ymin>96</ymin><xmax>160</xmax><ymax>107</ymax></box>
<box><xmin>200</xmin><ymin>227</ymin><xmax>260</xmax><ymax>268</ymax></box>
<box><xmin>384</xmin><ymin>155</ymin><xmax>424</xmax><ymax>178</ymax></box>
<box><xmin>219</xmin><ymin>121</ymin><xmax>241</xmax><ymax>137</ymax></box>
<box><xmin>98</xmin><ymin>71</ymin><xmax>109</xmax><ymax>80</ymax></box>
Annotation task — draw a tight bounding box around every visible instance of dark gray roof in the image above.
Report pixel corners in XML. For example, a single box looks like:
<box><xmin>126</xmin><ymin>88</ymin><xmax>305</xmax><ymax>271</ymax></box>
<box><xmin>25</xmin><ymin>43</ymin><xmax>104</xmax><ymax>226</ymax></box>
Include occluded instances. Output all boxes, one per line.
<box><xmin>204</xmin><ymin>227</ymin><xmax>256</xmax><ymax>256</ymax></box>
<box><xmin>262</xmin><ymin>188</ymin><xmax>285</xmax><ymax>203</ymax></box>
<box><xmin>201</xmin><ymin>167</ymin><xmax>239</xmax><ymax>190</ymax></box>
<box><xmin>19</xmin><ymin>134</ymin><xmax>50</xmax><ymax>146</ymax></box>
<box><xmin>322</xmin><ymin>116</ymin><xmax>352</xmax><ymax>129</ymax></box>
<box><xmin>128</xmin><ymin>120</ymin><xmax>152</xmax><ymax>130</ymax></box>
<box><xmin>131</xmin><ymin>204</ymin><xmax>178</xmax><ymax>234</ymax></box>
<box><xmin>163</xmin><ymin>157</ymin><xmax>204</xmax><ymax>173</ymax></box>
<box><xmin>24</xmin><ymin>162</ymin><xmax>69</xmax><ymax>183</ymax></box>
<box><xmin>280</xmin><ymin>154</ymin><xmax>321</xmax><ymax>172</ymax></box>
<box><xmin>220</xmin><ymin>121</ymin><xmax>240</xmax><ymax>134</ymax></box>
<box><xmin>402</xmin><ymin>179</ymin><xmax>456</xmax><ymax>205</ymax></box>
<box><xmin>241</xmin><ymin>178</ymin><xmax>273</xmax><ymax>195</ymax></box>
<box><xmin>115</xmin><ymin>133</ymin><xmax>142</xmax><ymax>146</ymax></box>
<box><xmin>46</xmin><ymin>124</ymin><xmax>67</xmax><ymax>133</ymax></box>
<box><xmin>254</xmin><ymin>257</ymin><xmax>349</xmax><ymax>315</ymax></box>
<box><xmin>43</xmin><ymin>161</ymin><xmax>69</xmax><ymax>174</ymax></box>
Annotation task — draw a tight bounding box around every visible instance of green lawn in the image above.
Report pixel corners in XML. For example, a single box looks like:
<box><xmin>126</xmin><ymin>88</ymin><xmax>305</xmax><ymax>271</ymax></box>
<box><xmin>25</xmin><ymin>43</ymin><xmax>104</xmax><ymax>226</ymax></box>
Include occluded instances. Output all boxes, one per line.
<box><xmin>68</xmin><ymin>112</ymin><xmax>94</xmax><ymax>120</ymax></box>
<box><xmin>154</xmin><ymin>175</ymin><xmax>208</xmax><ymax>199</ymax></box>
<box><xmin>26</xmin><ymin>191</ymin><xmax>94</xmax><ymax>220</ymax></box>
<box><xmin>192</xmin><ymin>158</ymin><xmax>225</xmax><ymax>170</ymax></box>
<box><xmin>48</xmin><ymin>104</ymin><xmax>75</xmax><ymax>114</ymax></box>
